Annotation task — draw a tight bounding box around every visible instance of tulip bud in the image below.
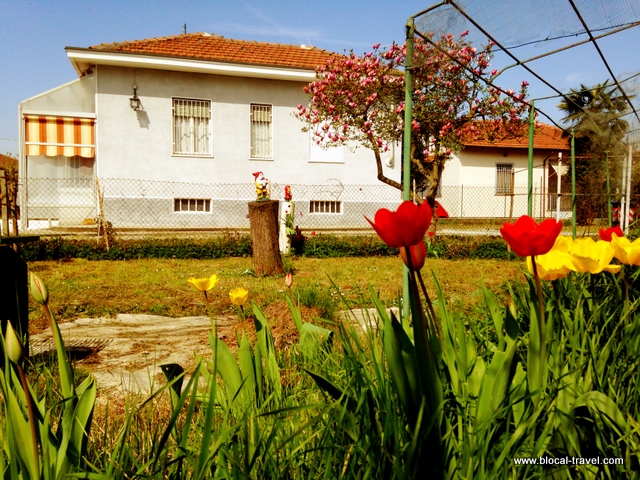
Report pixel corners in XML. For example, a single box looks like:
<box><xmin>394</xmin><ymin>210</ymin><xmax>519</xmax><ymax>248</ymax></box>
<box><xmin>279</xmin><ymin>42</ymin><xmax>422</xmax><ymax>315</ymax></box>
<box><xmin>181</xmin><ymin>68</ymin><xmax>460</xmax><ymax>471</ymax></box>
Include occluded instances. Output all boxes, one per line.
<box><xmin>285</xmin><ymin>273</ymin><xmax>293</xmax><ymax>288</ymax></box>
<box><xmin>400</xmin><ymin>242</ymin><xmax>427</xmax><ymax>271</ymax></box>
<box><xmin>5</xmin><ymin>321</ymin><xmax>23</xmax><ymax>364</ymax></box>
<box><xmin>30</xmin><ymin>272</ymin><xmax>49</xmax><ymax>305</ymax></box>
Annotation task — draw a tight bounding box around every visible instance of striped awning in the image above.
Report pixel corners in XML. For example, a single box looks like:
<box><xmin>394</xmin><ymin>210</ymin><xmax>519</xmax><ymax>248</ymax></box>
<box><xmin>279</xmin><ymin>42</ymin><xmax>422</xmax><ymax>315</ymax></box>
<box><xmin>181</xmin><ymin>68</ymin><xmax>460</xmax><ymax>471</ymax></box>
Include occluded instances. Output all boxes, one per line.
<box><xmin>25</xmin><ymin>115</ymin><xmax>95</xmax><ymax>158</ymax></box>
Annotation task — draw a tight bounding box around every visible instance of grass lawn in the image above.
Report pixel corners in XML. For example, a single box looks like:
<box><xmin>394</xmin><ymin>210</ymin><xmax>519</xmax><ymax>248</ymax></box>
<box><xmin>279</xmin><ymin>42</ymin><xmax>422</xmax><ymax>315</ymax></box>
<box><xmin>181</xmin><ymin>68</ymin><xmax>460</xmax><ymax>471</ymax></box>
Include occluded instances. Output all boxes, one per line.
<box><xmin>28</xmin><ymin>256</ymin><xmax>525</xmax><ymax>333</ymax></box>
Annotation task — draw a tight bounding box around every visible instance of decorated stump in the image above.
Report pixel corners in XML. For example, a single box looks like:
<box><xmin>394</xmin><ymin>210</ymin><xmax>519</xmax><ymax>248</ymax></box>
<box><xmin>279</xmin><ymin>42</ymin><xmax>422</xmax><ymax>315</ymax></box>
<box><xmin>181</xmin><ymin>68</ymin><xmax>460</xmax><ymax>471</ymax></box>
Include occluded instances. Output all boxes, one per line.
<box><xmin>248</xmin><ymin>200</ymin><xmax>284</xmax><ymax>276</ymax></box>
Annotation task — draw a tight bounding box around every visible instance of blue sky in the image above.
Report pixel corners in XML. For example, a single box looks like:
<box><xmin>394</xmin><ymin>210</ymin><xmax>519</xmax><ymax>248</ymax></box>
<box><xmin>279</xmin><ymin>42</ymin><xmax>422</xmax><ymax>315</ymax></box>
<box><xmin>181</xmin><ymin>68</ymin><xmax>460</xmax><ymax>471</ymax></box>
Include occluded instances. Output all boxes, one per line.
<box><xmin>2</xmin><ymin>0</ymin><xmax>639</xmax><ymax>156</ymax></box>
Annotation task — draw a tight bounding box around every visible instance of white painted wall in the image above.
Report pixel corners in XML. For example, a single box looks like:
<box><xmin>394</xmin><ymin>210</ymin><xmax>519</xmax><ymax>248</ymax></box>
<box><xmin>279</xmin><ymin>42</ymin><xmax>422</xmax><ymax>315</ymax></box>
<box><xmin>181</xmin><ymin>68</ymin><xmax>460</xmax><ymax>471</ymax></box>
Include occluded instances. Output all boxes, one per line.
<box><xmin>439</xmin><ymin>146</ymin><xmax>551</xmax><ymax>218</ymax></box>
<box><xmin>94</xmin><ymin>65</ymin><xmax>399</xmax><ymax>187</ymax></box>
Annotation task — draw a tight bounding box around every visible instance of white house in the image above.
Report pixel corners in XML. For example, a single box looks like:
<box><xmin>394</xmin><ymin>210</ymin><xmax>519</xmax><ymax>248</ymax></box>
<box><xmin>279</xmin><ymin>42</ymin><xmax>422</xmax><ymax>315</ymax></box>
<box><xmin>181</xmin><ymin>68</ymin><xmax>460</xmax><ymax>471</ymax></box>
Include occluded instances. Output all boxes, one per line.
<box><xmin>18</xmin><ymin>33</ymin><xmax>401</xmax><ymax>231</ymax></box>
<box><xmin>18</xmin><ymin>32</ymin><xmax>569</xmax><ymax>232</ymax></box>
<box><xmin>440</xmin><ymin>123</ymin><xmax>571</xmax><ymax>220</ymax></box>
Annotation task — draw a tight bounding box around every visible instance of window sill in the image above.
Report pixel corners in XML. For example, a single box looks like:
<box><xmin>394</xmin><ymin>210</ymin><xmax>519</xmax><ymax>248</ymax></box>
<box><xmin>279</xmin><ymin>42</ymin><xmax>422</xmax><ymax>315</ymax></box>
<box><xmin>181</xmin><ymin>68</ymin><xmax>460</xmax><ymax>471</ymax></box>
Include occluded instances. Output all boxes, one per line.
<box><xmin>172</xmin><ymin>153</ymin><xmax>214</xmax><ymax>158</ymax></box>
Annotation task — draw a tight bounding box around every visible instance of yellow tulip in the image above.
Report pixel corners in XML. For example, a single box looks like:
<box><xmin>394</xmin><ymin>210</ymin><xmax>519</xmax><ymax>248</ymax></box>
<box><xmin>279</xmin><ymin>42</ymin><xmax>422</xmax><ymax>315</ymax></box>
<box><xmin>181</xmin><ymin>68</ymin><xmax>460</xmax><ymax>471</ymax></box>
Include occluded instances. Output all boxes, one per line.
<box><xmin>229</xmin><ymin>287</ymin><xmax>249</xmax><ymax>306</ymax></box>
<box><xmin>611</xmin><ymin>234</ymin><xmax>640</xmax><ymax>266</ymax></box>
<box><xmin>187</xmin><ymin>274</ymin><xmax>218</xmax><ymax>292</ymax></box>
<box><xmin>569</xmin><ymin>238</ymin><xmax>621</xmax><ymax>274</ymax></box>
<box><xmin>527</xmin><ymin>249</ymin><xmax>574</xmax><ymax>281</ymax></box>
<box><xmin>551</xmin><ymin>235</ymin><xmax>572</xmax><ymax>253</ymax></box>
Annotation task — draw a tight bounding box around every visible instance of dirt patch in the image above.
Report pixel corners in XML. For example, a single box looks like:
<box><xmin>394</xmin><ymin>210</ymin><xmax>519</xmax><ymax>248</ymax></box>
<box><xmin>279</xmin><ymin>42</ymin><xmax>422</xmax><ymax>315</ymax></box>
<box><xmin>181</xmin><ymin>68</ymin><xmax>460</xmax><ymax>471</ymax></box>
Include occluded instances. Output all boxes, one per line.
<box><xmin>28</xmin><ymin>302</ymin><xmax>321</xmax><ymax>394</ymax></box>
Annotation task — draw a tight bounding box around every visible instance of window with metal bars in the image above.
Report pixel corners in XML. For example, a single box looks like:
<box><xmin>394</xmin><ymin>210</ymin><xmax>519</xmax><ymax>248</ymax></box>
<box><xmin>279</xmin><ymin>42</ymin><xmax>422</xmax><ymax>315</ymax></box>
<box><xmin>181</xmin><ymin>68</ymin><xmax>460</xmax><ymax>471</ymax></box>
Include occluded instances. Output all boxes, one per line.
<box><xmin>496</xmin><ymin>163</ymin><xmax>514</xmax><ymax>195</ymax></box>
<box><xmin>173</xmin><ymin>198</ymin><xmax>211</xmax><ymax>213</ymax></box>
<box><xmin>173</xmin><ymin>98</ymin><xmax>211</xmax><ymax>155</ymax></box>
<box><xmin>309</xmin><ymin>200</ymin><xmax>342</xmax><ymax>214</ymax></box>
<box><xmin>250</xmin><ymin>104</ymin><xmax>272</xmax><ymax>159</ymax></box>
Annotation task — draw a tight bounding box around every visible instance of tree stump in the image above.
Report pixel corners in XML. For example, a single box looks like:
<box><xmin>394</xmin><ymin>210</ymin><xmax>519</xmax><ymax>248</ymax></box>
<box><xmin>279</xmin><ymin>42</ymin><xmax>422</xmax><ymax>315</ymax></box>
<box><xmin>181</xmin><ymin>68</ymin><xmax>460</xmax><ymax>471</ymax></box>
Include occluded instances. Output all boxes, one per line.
<box><xmin>248</xmin><ymin>200</ymin><xmax>284</xmax><ymax>276</ymax></box>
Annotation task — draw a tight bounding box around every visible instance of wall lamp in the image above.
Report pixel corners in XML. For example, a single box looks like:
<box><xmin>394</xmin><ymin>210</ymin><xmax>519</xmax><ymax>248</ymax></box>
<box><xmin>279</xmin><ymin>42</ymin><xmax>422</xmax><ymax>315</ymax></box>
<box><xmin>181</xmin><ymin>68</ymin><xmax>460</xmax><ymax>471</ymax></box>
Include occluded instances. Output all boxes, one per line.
<box><xmin>129</xmin><ymin>85</ymin><xmax>143</xmax><ymax>111</ymax></box>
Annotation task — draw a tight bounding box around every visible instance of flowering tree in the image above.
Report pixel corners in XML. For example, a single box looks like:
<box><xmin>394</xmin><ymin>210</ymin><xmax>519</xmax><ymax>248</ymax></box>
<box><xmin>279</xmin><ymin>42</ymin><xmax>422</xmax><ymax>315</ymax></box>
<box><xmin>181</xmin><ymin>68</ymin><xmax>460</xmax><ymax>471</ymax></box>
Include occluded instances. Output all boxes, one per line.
<box><xmin>296</xmin><ymin>32</ymin><xmax>530</xmax><ymax>202</ymax></box>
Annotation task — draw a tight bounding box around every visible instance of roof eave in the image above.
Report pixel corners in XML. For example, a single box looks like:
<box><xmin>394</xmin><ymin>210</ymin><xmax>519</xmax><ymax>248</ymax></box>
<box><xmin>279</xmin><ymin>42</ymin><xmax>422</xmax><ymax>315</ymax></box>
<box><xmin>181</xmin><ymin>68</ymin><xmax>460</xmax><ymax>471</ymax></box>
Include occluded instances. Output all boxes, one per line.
<box><xmin>65</xmin><ymin>47</ymin><xmax>318</xmax><ymax>81</ymax></box>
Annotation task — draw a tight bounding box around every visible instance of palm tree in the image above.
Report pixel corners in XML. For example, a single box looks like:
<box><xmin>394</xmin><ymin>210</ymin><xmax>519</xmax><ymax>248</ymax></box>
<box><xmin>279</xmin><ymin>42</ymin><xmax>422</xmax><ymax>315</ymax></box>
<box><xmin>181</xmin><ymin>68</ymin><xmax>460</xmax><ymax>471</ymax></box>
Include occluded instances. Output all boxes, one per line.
<box><xmin>557</xmin><ymin>81</ymin><xmax>631</xmax><ymax>225</ymax></box>
<box><xmin>558</xmin><ymin>80</ymin><xmax>630</xmax><ymax>153</ymax></box>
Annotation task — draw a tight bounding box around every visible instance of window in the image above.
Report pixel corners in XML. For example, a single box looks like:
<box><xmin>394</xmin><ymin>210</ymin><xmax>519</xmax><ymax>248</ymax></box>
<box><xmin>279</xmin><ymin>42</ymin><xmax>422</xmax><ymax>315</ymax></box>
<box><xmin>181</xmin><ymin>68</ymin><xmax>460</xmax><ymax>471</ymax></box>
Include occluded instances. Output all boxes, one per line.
<box><xmin>173</xmin><ymin>98</ymin><xmax>211</xmax><ymax>155</ymax></box>
<box><xmin>496</xmin><ymin>163</ymin><xmax>514</xmax><ymax>195</ymax></box>
<box><xmin>66</xmin><ymin>156</ymin><xmax>94</xmax><ymax>180</ymax></box>
<box><xmin>174</xmin><ymin>198</ymin><xmax>211</xmax><ymax>213</ymax></box>
<box><xmin>250</xmin><ymin>104</ymin><xmax>272</xmax><ymax>159</ymax></box>
<box><xmin>310</xmin><ymin>200</ymin><xmax>342</xmax><ymax>214</ymax></box>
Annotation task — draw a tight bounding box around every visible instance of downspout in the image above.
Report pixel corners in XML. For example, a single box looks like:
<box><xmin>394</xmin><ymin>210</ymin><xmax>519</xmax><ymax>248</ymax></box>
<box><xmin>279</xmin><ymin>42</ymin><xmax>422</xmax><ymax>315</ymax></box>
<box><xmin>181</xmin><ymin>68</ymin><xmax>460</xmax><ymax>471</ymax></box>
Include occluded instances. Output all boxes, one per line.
<box><xmin>18</xmin><ymin>103</ymin><xmax>27</xmax><ymax>230</ymax></box>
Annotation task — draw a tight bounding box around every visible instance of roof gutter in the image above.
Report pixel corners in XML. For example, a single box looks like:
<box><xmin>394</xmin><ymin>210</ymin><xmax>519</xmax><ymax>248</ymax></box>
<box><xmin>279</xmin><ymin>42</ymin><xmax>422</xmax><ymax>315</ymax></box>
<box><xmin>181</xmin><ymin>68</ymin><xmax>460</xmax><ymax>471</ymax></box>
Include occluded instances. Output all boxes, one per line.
<box><xmin>65</xmin><ymin>48</ymin><xmax>318</xmax><ymax>82</ymax></box>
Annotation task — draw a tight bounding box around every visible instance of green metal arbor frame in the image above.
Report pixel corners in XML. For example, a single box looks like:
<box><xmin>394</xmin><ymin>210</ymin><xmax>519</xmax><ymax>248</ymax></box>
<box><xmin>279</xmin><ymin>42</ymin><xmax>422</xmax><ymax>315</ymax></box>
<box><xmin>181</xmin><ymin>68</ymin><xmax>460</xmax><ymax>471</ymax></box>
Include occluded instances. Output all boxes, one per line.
<box><xmin>401</xmin><ymin>0</ymin><xmax>640</xmax><ymax>240</ymax></box>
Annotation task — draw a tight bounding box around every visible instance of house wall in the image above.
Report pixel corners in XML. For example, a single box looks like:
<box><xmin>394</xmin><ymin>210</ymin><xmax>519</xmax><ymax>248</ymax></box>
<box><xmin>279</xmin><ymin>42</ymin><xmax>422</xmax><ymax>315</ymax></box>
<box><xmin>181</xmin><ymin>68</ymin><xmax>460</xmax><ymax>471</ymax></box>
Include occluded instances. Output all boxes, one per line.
<box><xmin>84</xmin><ymin>65</ymin><xmax>403</xmax><ymax>229</ymax></box>
<box><xmin>94</xmin><ymin>66</ymin><xmax>397</xmax><ymax>185</ymax></box>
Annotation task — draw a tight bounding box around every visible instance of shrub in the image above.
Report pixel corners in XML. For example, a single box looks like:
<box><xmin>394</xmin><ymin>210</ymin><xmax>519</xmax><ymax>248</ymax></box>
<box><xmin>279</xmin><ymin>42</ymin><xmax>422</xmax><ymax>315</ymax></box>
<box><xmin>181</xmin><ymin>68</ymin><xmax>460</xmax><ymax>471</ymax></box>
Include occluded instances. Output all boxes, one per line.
<box><xmin>19</xmin><ymin>233</ymin><xmax>517</xmax><ymax>262</ymax></box>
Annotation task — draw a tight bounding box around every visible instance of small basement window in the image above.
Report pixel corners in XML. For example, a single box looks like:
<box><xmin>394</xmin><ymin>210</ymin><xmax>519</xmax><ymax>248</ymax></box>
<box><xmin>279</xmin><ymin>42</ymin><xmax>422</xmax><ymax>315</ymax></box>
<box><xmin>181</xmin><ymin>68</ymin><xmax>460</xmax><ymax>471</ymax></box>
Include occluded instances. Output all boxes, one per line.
<box><xmin>310</xmin><ymin>200</ymin><xmax>342</xmax><ymax>214</ymax></box>
<box><xmin>174</xmin><ymin>198</ymin><xmax>211</xmax><ymax>212</ymax></box>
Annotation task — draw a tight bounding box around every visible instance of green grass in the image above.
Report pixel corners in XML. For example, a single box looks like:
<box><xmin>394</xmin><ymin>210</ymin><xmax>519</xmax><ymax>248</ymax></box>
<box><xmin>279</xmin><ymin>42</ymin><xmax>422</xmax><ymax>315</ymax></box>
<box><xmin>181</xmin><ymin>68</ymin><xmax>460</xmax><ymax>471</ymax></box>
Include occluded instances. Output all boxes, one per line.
<box><xmin>27</xmin><ymin>256</ymin><xmax>524</xmax><ymax>332</ymax></box>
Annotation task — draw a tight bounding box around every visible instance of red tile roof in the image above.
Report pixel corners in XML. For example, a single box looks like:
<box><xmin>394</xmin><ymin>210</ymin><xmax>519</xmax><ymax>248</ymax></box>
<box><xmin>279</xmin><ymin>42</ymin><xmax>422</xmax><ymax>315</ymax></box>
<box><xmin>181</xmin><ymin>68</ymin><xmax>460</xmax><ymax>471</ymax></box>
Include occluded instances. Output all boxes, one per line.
<box><xmin>89</xmin><ymin>33</ymin><xmax>337</xmax><ymax>70</ymax></box>
<box><xmin>464</xmin><ymin>123</ymin><xmax>570</xmax><ymax>150</ymax></box>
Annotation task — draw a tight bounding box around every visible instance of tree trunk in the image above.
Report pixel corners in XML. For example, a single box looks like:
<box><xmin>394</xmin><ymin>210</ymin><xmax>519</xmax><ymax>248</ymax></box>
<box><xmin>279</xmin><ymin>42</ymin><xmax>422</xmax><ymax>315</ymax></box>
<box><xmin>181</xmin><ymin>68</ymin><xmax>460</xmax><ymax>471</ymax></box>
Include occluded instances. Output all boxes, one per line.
<box><xmin>248</xmin><ymin>200</ymin><xmax>284</xmax><ymax>276</ymax></box>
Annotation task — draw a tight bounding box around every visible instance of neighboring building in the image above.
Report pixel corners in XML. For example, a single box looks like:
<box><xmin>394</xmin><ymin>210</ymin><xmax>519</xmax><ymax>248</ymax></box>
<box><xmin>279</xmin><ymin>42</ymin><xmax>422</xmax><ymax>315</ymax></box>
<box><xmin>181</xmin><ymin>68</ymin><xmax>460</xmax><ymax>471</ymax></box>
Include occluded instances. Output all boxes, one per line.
<box><xmin>18</xmin><ymin>33</ymin><xmax>569</xmax><ymax>231</ymax></box>
<box><xmin>441</xmin><ymin>123</ymin><xmax>571</xmax><ymax>219</ymax></box>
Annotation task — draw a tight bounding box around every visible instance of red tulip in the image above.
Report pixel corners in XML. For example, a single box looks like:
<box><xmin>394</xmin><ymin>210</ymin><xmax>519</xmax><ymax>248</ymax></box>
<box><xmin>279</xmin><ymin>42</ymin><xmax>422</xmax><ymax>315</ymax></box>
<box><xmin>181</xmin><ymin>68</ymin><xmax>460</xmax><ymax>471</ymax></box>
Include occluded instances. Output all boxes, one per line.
<box><xmin>365</xmin><ymin>201</ymin><xmax>432</xmax><ymax>248</ymax></box>
<box><xmin>400</xmin><ymin>242</ymin><xmax>427</xmax><ymax>271</ymax></box>
<box><xmin>599</xmin><ymin>226</ymin><xmax>624</xmax><ymax>242</ymax></box>
<box><xmin>500</xmin><ymin>215</ymin><xmax>562</xmax><ymax>257</ymax></box>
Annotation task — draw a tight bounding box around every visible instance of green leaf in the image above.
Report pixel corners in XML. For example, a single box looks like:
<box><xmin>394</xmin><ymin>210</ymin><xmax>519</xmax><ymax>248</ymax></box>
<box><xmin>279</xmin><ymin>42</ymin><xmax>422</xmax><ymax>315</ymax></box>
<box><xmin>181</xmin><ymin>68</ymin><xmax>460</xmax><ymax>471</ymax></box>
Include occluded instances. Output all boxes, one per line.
<box><xmin>572</xmin><ymin>391</ymin><xmax>627</xmax><ymax>431</ymax></box>
<box><xmin>285</xmin><ymin>294</ymin><xmax>303</xmax><ymax>332</ymax></box>
<box><xmin>299</xmin><ymin>322</ymin><xmax>334</xmax><ymax>357</ymax></box>
<box><xmin>209</xmin><ymin>331</ymin><xmax>242</xmax><ymax>401</ymax></box>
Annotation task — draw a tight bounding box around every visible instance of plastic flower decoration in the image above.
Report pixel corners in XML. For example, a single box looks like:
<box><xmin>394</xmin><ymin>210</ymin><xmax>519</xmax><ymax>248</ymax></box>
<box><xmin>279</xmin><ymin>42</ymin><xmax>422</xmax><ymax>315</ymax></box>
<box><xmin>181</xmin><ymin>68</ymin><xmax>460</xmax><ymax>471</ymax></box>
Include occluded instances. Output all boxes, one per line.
<box><xmin>187</xmin><ymin>274</ymin><xmax>218</xmax><ymax>292</ymax></box>
<box><xmin>365</xmin><ymin>200</ymin><xmax>432</xmax><ymax>248</ymax></box>
<box><xmin>526</xmin><ymin>236</ymin><xmax>575</xmax><ymax>280</ymax></box>
<box><xmin>500</xmin><ymin>215</ymin><xmax>562</xmax><ymax>257</ymax></box>
<box><xmin>400</xmin><ymin>241</ymin><xmax>427</xmax><ymax>271</ymax></box>
<box><xmin>611</xmin><ymin>234</ymin><xmax>640</xmax><ymax>265</ymax></box>
<box><xmin>599</xmin><ymin>226</ymin><xmax>624</xmax><ymax>242</ymax></box>
<box><xmin>569</xmin><ymin>238</ymin><xmax>621</xmax><ymax>274</ymax></box>
<box><xmin>229</xmin><ymin>287</ymin><xmax>249</xmax><ymax>306</ymax></box>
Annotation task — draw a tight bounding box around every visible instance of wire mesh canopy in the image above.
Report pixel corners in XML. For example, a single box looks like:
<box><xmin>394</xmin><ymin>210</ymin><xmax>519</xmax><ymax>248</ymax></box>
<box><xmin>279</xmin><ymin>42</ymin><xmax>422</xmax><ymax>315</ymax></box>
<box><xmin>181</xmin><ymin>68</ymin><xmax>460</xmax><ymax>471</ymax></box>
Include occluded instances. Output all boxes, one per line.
<box><xmin>411</xmin><ymin>0</ymin><xmax>640</xmax><ymax>135</ymax></box>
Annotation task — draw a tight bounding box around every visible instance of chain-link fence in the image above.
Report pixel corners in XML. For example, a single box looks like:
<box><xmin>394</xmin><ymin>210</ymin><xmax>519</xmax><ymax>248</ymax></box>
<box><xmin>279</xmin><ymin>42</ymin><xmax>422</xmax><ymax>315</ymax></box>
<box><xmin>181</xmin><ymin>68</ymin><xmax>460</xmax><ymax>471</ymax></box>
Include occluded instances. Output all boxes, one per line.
<box><xmin>16</xmin><ymin>177</ymin><xmax>636</xmax><ymax>239</ymax></box>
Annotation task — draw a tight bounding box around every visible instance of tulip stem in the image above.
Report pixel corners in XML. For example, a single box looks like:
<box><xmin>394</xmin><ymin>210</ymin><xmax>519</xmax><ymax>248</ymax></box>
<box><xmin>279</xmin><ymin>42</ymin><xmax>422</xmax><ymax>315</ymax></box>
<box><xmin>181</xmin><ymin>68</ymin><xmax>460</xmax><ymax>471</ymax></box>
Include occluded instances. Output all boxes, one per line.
<box><xmin>530</xmin><ymin>255</ymin><xmax>547</xmax><ymax>388</ymax></box>
<box><xmin>416</xmin><ymin>270</ymin><xmax>441</xmax><ymax>340</ymax></box>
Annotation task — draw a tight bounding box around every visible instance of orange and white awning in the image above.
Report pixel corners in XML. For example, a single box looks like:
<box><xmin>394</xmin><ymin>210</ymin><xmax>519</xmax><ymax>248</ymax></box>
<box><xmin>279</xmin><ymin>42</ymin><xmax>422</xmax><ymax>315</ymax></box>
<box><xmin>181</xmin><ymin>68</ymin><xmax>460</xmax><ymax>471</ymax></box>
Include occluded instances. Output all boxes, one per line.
<box><xmin>25</xmin><ymin>115</ymin><xmax>95</xmax><ymax>158</ymax></box>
